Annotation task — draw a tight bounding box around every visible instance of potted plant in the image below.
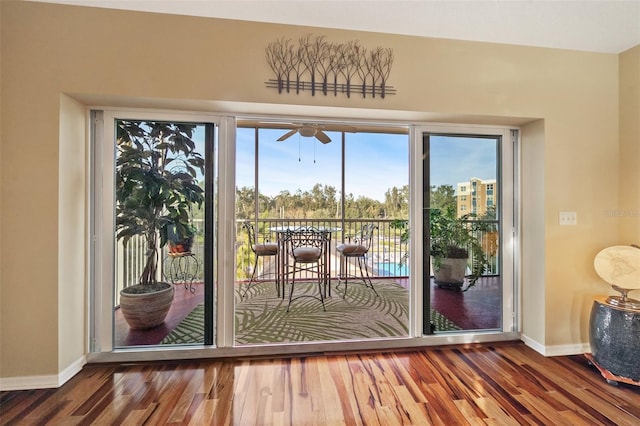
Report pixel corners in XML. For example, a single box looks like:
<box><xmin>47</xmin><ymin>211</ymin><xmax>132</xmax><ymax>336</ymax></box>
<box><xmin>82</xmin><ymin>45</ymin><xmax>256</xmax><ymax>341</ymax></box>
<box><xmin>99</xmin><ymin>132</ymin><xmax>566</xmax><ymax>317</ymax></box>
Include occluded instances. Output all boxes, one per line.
<box><xmin>390</xmin><ymin>206</ymin><xmax>492</xmax><ymax>291</ymax></box>
<box><xmin>168</xmin><ymin>223</ymin><xmax>197</xmax><ymax>254</ymax></box>
<box><xmin>429</xmin><ymin>206</ymin><xmax>490</xmax><ymax>290</ymax></box>
<box><xmin>115</xmin><ymin>120</ymin><xmax>205</xmax><ymax>329</ymax></box>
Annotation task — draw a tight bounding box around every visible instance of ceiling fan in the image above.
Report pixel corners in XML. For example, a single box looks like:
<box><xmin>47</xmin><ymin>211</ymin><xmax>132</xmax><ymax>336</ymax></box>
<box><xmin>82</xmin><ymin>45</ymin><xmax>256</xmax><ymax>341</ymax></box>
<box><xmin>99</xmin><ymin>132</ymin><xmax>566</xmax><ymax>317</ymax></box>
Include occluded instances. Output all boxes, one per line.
<box><xmin>275</xmin><ymin>123</ymin><xmax>357</xmax><ymax>144</ymax></box>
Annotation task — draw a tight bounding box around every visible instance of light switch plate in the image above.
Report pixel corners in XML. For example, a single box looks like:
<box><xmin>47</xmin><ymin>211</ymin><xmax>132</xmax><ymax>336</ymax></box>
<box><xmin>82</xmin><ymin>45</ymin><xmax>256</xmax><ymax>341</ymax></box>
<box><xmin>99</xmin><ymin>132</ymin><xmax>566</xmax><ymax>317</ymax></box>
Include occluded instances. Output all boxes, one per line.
<box><xmin>559</xmin><ymin>211</ymin><xmax>577</xmax><ymax>225</ymax></box>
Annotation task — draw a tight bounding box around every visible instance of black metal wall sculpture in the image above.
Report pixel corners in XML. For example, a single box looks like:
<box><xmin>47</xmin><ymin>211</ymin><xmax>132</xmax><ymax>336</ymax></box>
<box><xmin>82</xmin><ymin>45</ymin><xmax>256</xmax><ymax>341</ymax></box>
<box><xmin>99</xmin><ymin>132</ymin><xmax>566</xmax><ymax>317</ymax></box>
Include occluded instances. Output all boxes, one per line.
<box><xmin>265</xmin><ymin>34</ymin><xmax>395</xmax><ymax>98</ymax></box>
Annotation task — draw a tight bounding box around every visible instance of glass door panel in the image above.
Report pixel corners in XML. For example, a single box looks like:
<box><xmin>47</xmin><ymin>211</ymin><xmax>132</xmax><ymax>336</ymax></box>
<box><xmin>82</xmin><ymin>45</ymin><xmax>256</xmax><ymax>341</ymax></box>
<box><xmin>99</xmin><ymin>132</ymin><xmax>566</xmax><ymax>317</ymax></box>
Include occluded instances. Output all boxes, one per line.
<box><xmin>113</xmin><ymin>120</ymin><xmax>214</xmax><ymax>348</ymax></box>
<box><xmin>425</xmin><ymin>133</ymin><xmax>502</xmax><ymax>333</ymax></box>
<box><xmin>235</xmin><ymin>126</ymin><xmax>343</xmax><ymax>345</ymax></box>
<box><xmin>234</xmin><ymin>123</ymin><xmax>409</xmax><ymax>345</ymax></box>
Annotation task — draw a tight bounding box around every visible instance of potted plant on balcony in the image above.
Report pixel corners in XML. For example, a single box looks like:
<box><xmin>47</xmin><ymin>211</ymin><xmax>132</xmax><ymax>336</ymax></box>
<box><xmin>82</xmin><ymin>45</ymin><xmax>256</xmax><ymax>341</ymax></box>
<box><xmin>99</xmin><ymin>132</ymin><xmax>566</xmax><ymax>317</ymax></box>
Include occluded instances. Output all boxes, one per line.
<box><xmin>167</xmin><ymin>223</ymin><xmax>197</xmax><ymax>254</ymax></box>
<box><xmin>389</xmin><ymin>207</ymin><xmax>492</xmax><ymax>291</ymax></box>
<box><xmin>429</xmin><ymin>206</ymin><xmax>490</xmax><ymax>290</ymax></box>
<box><xmin>116</xmin><ymin>120</ymin><xmax>205</xmax><ymax>329</ymax></box>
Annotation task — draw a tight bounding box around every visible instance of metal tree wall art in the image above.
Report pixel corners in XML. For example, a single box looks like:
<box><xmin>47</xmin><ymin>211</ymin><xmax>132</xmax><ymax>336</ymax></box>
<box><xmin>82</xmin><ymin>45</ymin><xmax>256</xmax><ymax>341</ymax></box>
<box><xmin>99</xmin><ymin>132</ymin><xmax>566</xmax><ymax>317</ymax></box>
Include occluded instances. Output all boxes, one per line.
<box><xmin>265</xmin><ymin>34</ymin><xmax>395</xmax><ymax>98</ymax></box>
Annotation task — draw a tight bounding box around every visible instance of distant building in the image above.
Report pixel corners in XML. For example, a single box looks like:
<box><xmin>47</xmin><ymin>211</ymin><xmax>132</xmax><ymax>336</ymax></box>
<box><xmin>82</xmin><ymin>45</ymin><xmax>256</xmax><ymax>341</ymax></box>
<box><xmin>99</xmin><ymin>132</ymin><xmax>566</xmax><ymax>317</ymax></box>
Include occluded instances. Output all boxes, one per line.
<box><xmin>456</xmin><ymin>178</ymin><xmax>497</xmax><ymax>218</ymax></box>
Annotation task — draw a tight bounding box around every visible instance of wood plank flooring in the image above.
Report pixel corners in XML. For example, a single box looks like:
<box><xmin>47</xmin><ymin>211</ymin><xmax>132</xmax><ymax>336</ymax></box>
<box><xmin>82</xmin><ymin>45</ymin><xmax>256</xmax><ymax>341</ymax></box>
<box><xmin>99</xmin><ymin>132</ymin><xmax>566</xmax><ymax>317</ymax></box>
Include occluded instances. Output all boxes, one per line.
<box><xmin>2</xmin><ymin>342</ymin><xmax>639</xmax><ymax>425</ymax></box>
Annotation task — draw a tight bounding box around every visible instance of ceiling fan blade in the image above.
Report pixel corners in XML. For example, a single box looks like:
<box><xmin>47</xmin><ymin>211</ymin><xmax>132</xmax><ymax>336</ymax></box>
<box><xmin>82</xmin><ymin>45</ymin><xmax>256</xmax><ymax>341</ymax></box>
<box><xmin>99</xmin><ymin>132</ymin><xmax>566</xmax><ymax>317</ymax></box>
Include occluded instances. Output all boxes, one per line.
<box><xmin>315</xmin><ymin>130</ymin><xmax>332</xmax><ymax>144</ymax></box>
<box><xmin>277</xmin><ymin>129</ymin><xmax>298</xmax><ymax>141</ymax></box>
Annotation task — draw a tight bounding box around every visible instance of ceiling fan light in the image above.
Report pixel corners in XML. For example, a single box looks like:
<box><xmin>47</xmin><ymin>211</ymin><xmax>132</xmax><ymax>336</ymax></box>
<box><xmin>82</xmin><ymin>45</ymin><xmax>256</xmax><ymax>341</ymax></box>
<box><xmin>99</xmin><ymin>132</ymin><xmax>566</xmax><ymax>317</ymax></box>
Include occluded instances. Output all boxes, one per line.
<box><xmin>298</xmin><ymin>126</ymin><xmax>317</xmax><ymax>137</ymax></box>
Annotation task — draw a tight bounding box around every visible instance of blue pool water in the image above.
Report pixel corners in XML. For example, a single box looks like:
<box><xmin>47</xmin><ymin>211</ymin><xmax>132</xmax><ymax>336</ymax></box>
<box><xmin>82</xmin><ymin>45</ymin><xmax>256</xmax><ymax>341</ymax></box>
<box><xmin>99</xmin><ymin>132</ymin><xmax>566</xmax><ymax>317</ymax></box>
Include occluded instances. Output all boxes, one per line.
<box><xmin>376</xmin><ymin>262</ymin><xmax>409</xmax><ymax>277</ymax></box>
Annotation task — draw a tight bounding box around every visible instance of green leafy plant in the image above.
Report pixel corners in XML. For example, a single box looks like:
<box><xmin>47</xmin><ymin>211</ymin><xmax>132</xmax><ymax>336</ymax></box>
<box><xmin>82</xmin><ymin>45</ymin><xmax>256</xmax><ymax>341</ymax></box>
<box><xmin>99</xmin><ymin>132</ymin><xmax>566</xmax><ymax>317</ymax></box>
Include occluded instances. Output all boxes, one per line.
<box><xmin>389</xmin><ymin>206</ymin><xmax>492</xmax><ymax>289</ymax></box>
<box><xmin>429</xmin><ymin>206</ymin><xmax>490</xmax><ymax>287</ymax></box>
<box><xmin>115</xmin><ymin>121</ymin><xmax>205</xmax><ymax>288</ymax></box>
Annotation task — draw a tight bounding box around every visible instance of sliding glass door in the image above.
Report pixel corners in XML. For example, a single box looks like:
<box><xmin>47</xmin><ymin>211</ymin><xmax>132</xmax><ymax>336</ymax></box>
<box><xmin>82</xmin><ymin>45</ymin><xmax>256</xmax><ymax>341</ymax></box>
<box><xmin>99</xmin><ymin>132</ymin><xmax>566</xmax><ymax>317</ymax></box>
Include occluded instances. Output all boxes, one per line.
<box><xmin>422</xmin><ymin>127</ymin><xmax>516</xmax><ymax>334</ymax></box>
<box><xmin>90</xmin><ymin>113</ymin><xmax>518</xmax><ymax>357</ymax></box>
<box><xmin>92</xmin><ymin>111</ymin><xmax>218</xmax><ymax>351</ymax></box>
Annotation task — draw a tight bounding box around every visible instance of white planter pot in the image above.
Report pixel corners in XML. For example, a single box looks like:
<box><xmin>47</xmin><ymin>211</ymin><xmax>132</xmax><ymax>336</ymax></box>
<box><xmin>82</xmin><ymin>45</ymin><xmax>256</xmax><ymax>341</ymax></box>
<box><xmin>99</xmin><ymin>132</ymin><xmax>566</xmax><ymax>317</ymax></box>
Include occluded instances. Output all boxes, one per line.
<box><xmin>432</xmin><ymin>257</ymin><xmax>467</xmax><ymax>290</ymax></box>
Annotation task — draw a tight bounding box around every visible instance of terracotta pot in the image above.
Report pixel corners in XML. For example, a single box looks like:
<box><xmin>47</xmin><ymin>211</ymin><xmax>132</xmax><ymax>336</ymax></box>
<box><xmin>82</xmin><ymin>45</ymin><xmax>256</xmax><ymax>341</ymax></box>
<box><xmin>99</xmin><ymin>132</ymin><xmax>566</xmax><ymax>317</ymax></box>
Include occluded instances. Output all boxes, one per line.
<box><xmin>168</xmin><ymin>235</ymin><xmax>194</xmax><ymax>254</ymax></box>
<box><xmin>119</xmin><ymin>283</ymin><xmax>174</xmax><ymax>329</ymax></box>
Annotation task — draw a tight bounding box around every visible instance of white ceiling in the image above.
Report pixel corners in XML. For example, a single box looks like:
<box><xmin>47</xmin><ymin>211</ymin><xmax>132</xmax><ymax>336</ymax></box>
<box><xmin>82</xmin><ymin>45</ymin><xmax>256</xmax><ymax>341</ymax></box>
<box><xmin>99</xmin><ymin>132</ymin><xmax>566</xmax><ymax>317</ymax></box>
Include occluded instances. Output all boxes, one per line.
<box><xmin>33</xmin><ymin>0</ymin><xmax>640</xmax><ymax>53</ymax></box>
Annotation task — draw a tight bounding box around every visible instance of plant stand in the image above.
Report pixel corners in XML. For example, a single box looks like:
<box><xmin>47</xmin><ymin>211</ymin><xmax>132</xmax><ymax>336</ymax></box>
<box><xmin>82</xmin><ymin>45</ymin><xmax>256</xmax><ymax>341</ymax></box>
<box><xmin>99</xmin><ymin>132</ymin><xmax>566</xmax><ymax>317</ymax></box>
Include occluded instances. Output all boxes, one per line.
<box><xmin>164</xmin><ymin>252</ymin><xmax>199</xmax><ymax>293</ymax></box>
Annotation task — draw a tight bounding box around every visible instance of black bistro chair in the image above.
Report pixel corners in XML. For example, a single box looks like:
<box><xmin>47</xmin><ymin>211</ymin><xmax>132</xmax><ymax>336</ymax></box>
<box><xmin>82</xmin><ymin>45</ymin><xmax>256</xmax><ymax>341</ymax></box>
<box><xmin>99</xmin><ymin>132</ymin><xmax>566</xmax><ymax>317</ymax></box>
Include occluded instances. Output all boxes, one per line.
<box><xmin>336</xmin><ymin>223</ymin><xmax>379</xmax><ymax>297</ymax></box>
<box><xmin>241</xmin><ymin>221</ymin><xmax>279</xmax><ymax>299</ymax></box>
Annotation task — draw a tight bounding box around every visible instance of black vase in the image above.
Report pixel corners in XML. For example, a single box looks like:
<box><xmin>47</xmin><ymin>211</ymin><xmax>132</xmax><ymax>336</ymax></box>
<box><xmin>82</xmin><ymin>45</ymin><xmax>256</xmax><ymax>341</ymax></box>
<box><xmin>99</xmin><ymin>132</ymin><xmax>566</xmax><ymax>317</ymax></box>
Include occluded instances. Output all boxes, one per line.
<box><xmin>589</xmin><ymin>298</ymin><xmax>640</xmax><ymax>382</ymax></box>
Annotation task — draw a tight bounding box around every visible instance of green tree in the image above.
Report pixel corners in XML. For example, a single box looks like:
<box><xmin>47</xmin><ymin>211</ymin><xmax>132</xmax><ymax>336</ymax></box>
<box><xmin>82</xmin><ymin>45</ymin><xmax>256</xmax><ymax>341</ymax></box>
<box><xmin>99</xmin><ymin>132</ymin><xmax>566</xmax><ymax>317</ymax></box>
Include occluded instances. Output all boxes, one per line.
<box><xmin>235</xmin><ymin>186</ymin><xmax>255</xmax><ymax>219</ymax></box>
<box><xmin>236</xmin><ymin>183</ymin><xmax>414</xmax><ymax>220</ymax></box>
<box><xmin>430</xmin><ymin>184</ymin><xmax>456</xmax><ymax>212</ymax></box>
<box><xmin>384</xmin><ymin>185</ymin><xmax>408</xmax><ymax>217</ymax></box>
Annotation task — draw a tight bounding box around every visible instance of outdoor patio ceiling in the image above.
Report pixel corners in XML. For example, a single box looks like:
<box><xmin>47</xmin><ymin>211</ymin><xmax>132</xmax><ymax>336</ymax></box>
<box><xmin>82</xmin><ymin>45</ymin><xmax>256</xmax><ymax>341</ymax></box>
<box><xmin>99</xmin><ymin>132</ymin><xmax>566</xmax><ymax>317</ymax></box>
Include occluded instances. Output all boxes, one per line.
<box><xmin>236</xmin><ymin>119</ymin><xmax>410</xmax><ymax>135</ymax></box>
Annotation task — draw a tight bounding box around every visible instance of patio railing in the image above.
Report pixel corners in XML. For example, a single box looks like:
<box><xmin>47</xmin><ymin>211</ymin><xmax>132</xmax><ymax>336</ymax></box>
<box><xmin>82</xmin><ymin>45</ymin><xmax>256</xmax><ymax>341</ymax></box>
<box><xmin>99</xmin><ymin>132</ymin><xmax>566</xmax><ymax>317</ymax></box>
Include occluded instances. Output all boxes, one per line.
<box><xmin>116</xmin><ymin>218</ymin><xmax>500</xmax><ymax>300</ymax></box>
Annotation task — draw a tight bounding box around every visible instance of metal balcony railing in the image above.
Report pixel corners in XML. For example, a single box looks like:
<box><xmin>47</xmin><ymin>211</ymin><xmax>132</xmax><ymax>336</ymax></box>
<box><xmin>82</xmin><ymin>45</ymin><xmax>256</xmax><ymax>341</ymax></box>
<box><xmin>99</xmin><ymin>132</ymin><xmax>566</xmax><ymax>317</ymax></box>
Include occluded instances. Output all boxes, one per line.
<box><xmin>116</xmin><ymin>218</ymin><xmax>500</xmax><ymax>303</ymax></box>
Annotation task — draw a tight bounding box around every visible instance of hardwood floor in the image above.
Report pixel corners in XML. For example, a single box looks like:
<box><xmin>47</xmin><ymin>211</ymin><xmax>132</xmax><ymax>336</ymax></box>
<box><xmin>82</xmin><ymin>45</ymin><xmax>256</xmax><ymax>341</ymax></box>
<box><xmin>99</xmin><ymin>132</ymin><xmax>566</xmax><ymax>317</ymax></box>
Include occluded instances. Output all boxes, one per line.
<box><xmin>2</xmin><ymin>342</ymin><xmax>639</xmax><ymax>425</ymax></box>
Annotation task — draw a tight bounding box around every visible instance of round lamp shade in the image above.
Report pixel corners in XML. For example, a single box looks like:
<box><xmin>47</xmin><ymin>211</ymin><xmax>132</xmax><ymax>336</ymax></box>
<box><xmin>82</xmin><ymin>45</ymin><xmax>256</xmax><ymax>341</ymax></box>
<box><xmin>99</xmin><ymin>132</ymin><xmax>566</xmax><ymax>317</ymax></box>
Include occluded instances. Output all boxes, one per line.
<box><xmin>593</xmin><ymin>245</ymin><xmax>640</xmax><ymax>290</ymax></box>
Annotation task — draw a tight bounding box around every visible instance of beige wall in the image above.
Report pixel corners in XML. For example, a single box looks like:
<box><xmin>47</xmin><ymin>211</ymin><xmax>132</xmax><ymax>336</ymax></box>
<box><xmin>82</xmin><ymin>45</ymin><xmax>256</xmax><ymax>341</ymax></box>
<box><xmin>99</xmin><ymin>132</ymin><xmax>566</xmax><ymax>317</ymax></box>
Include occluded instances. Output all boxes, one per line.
<box><xmin>619</xmin><ymin>45</ymin><xmax>640</xmax><ymax>243</ymax></box>
<box><xmin>0</xmin><ymin>1</ymin><xmax>633</xmax><ymax>380</ymax></box>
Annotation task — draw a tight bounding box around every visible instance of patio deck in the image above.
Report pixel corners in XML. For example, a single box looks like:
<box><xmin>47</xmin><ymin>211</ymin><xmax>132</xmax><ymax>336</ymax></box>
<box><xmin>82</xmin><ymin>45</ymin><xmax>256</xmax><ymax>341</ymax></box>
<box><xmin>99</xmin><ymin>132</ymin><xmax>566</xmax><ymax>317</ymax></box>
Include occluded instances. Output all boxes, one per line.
<box><xmin>114</xmin><ymin>218</ymin><xmax>502</xmax><ymax>347</ymax></box>
<box><xmin>114</xmin><ymin>276</ymin><xmax>500</xmax><ymax>347</ymax></box>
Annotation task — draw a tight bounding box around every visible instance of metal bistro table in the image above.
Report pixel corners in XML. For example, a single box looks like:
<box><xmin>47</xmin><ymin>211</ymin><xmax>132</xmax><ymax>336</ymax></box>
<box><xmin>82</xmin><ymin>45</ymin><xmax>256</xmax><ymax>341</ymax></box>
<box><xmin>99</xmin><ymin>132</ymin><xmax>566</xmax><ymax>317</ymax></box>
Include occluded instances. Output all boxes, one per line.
<box><xmin>270</xmin><ymin>225</ymin><xmax>341</xmax><ymax>298</ymax></box>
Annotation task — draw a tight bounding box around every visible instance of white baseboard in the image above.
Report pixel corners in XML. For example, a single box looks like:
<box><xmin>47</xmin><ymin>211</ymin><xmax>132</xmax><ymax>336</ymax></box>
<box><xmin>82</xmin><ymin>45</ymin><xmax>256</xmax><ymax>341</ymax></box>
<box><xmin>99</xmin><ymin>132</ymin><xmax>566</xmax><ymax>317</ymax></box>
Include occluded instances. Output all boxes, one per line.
<box><xmin>543</xmin><ymin>342</ymin><xmax>591</xmax><ymax>357</ymax></box>
<box><xmin>521</xmin><ymin>334</ymin><xmax>546</xmax><ymax>354</ymax></box>
<box><xmin>0</xmin><ymin>355</ymin><xmax>86</xmax><ymax>391</ymax></box>
<box><xmin>58</xmin><ymin>356</ymin><xmax>87</xmax><ymax>387</ymax></box>
<box><xmin>0</xmin><ymin>374</ymin><xmax>60</xmax><ymax>391</ymax></box>
<box><xmin>522</xmin><ymin>334</ymin><xmax>590</xmax><ymax>357</ymax></box>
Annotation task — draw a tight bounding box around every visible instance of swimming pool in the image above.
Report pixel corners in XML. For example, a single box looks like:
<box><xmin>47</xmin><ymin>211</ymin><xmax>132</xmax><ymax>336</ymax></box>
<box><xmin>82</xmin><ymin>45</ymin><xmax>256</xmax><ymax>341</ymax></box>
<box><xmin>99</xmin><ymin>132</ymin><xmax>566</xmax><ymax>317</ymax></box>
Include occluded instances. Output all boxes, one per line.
<box><xmin>375</xmin><ymin>261</ymin><xmax>409</xmax><ymax>277</ymax></box>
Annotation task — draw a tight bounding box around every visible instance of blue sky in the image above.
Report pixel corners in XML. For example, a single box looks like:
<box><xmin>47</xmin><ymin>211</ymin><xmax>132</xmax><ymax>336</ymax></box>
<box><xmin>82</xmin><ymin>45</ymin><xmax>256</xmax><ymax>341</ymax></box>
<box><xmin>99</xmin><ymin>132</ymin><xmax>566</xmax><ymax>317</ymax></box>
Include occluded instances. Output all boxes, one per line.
<box><xmin>429</xmin><ymin>135</ymin><xmax>497</xmax><ymax>189</ymax></box>
<box><xmin>236</xmin><ymin>128</ymin><xmax>410</xmax><ymax>201</ymax></box>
